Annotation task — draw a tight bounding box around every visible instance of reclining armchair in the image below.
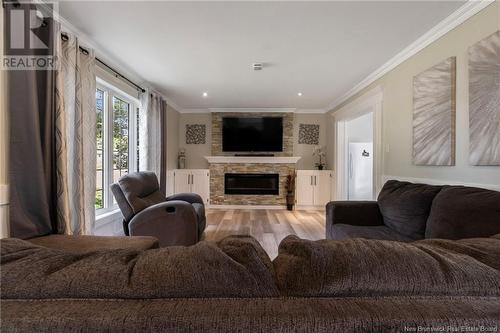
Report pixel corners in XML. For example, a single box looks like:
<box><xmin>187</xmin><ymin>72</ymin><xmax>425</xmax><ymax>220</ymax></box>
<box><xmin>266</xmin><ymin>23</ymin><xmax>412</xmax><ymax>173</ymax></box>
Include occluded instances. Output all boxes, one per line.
<box><xmin>111</xmin><ymin>172</ymin><xmax>206</xmax><ymax>247</ymax></box>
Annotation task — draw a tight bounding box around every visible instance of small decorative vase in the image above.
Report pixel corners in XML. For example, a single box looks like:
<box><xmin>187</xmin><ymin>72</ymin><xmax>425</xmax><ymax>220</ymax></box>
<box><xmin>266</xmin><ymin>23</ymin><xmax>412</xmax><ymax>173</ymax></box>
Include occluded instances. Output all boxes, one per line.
<box><xmin>178</xmin><ymin>149</ymin><xmax>186</xmax><ymax>169</ymax></box>
<box><xmin>317</xmin><ymin>165</ymin><xmax>324</xmax><ymax>170</ymax></box>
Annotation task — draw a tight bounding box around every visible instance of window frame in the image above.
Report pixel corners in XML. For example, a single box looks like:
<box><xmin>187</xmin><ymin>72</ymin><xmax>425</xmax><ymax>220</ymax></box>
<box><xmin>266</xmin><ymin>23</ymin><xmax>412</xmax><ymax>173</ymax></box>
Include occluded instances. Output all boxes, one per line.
<box><xmin>96</xmin><ymin>77</ymin><xmax>140</xmax><ymax>216</ymax></box>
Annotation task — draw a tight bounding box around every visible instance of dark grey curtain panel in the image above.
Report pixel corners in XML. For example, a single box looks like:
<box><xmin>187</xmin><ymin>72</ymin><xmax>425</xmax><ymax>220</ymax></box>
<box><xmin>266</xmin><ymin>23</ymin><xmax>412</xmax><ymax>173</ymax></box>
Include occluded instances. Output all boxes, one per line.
<box><xmin>7</xmin><ymin>6</ymin><xmax>58</xmax><ymax>238</ymax></box>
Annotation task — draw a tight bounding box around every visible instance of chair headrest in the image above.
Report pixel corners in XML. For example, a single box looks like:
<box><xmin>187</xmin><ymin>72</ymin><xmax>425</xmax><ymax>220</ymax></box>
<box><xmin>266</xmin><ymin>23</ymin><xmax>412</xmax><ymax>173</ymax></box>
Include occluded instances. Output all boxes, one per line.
<box><xmin>117</xmin><ymin>172</ymin><xmax>165</xmax><ymax>215</ymax></box>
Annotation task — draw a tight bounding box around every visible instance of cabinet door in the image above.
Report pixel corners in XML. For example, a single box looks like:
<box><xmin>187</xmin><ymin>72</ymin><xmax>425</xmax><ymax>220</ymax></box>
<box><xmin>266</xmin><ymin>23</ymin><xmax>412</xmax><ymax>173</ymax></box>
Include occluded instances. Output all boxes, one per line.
<box><xmin>191</xmin><ymin>170</ymin><xmax>210</xmax><ymax>204</ymax></box>
<box><xmin>295</xmin><ymin>172</ymin><xmax>314</xmax><ymax>206</ymax></box>
<box><xmin>173</xmin><ymin>170</ymin><xmax>191</xmax><ymax>194</ymax></box>
<box><xmin>314</xmin><ymin>171</ymin><xmax>332</xmax><ymax>207</ymax></box>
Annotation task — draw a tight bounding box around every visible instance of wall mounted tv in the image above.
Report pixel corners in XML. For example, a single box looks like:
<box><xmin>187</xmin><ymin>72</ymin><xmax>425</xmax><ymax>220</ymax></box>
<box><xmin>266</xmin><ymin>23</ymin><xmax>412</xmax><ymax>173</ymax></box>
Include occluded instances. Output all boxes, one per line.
<box><xmin>222</xmin><ymin>117</ymin><xmax>283</xmax><ymax>152</ymax></box>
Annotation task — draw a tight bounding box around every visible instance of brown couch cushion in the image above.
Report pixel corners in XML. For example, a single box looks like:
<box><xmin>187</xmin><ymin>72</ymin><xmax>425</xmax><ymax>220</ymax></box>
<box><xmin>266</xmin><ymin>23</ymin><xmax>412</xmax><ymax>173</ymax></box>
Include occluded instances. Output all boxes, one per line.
<box><xmin>377</xmin><ymin>180</ymin><xmax>442</xmax><ymax>239</ymax></box>
<box><xmin>1</xmin><ymin>235</ymin><xmax>278</xmax><ymax>299</ymax></box>
<box><xmin>273</xmin><ymin>235</ymin><xmax>500</xmax><ymax>297</ymax></box>
<box><xmin>425</xmin><ymin>186</ymin><xmax>500</xmax><ymax>240</ymax></box>
<box><xmin>3</xmin><ymin>297</ymin><xmax>500</xmax><ymax>333</ymax></box>
<box><xmin>28</xmin><ymin>235</ymin><xmax>159</xmax><ymax>253</ymax></box>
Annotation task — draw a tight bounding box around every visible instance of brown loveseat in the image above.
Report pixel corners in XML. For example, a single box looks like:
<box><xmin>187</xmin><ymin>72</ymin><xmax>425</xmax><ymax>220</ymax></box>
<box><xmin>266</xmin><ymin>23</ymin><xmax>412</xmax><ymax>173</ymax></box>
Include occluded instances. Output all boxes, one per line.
<box><xmin>1</xmin><ymin>234</ymin><xmax>499</xmax><ymax>332</ymax></box>
<box><xmin>326</xmin><ymin>180</ymin><xmax>500</xmax><ymax>241</ymax></box>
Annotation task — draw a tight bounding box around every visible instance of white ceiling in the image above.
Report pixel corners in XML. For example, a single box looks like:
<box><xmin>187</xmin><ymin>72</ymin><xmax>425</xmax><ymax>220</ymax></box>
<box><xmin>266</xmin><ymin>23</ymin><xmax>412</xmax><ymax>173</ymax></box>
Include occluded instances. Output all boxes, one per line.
<box><xmin>59</xmin><ymin>1</ymin><xmax>465</xmax><ymax>111</ymax></box>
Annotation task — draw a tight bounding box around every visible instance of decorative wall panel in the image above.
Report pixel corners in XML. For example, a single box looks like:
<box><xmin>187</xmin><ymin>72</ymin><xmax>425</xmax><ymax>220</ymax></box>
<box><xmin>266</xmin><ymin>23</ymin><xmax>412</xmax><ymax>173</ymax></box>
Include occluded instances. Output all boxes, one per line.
<box><xmin>469</xmin><ymin>31</ymin><xmax>500</xmax><ymax>165</ymax></box>
<box><xmin>186</xmin><ymin>124</ymin><xmax>206</xmax><ymax>144</ymax></box>
<box><xmin>412</xmin><ymin>57</ymin><xmax>456</xmax><ymax>166</ymax></box>
<box><xmin>298</xmin><ymin>124</ymin><xmax>320</xmax><ymax>145</ymax></box>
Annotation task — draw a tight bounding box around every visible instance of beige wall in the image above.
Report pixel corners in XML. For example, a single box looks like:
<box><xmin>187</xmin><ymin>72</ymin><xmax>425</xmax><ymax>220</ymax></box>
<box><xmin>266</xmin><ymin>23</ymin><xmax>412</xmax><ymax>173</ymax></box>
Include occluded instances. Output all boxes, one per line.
<box><xmin>166</xmin><ymin>105</ymin><xmax>180</xmax><ymax>195</ymax></box>
<box><xmin>178</xmin><ymin>112</ymin><xmax>329</xmax><ymax>170</ymax></box>
<box><xmin>293</xmin><ymin>113</ymin><xmax>328</xmax><ymax>170</ymax></box>
<box><xmin>178</xmin><ymin>113</ymin><xmax>212</xmax><ymax>169</ymax></box>
<box><xmin>329</xmin><ymin>2</ymin><xmax>500</xmax><ymax>188</ymax></box>
<box><xmin>0</xmin><ymin>7</ymin><xmax>10</xmax><ymax>238</ymax></box>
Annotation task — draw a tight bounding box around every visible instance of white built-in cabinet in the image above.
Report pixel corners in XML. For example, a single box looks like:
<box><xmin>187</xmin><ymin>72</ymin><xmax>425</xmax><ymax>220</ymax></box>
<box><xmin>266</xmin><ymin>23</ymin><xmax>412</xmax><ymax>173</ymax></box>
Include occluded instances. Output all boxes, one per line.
<box><xmin>173</xmin><ymin>169</ymin><xmax>210</xmax><ymax>205</ymax></box>
<box><xmin>295</xmin><ymin>170</ymin><xmax>332</xmax><ymax>209</ymax></box>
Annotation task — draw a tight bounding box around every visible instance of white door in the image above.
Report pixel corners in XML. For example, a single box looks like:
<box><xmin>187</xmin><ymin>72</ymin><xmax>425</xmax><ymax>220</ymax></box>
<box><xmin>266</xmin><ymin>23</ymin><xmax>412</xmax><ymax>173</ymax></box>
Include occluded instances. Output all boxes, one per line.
<box><xmin>296</xmin><ymin>171</ymin><xmax>314</xmax><ymax>206</ymax></box>
<box><xmin>314</xmin><ymin>171</ymin><xmax>332</xmax><ymax>206</ymax></box>
<box><xmin>174</xmin><ymin>170</ymin><xmax>191</xmax><ymax>194</ymax></box>
<box><xmin>348</xmin><ymin>143</ymin><xmax>373</xmax><ymax>200</ymax></box>
<box><xmin>191</xmin><ymin>170</ymin><xmax>210</xmax><ymax>204</ymax></box>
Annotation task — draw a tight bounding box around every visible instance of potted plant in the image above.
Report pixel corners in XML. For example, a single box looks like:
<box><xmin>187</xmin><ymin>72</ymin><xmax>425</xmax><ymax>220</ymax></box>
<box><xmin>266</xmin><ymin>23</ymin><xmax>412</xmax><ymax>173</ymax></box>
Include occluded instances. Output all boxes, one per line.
<box><xmin>313</xmin><ymin>146</ymin><xmax>326</xmax><ymax>170</ymax></box>
<box><xmin>285</xmin><ymin>173</ymin><xmax>296</xmax><ymax>211</ymax></box>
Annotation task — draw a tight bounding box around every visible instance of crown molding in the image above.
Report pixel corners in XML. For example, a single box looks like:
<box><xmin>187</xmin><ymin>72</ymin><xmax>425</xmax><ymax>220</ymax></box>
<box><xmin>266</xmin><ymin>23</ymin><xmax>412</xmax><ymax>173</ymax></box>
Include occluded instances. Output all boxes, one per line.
<box><xmin>39</xmin><ymin>0</ymin><xmax>184</xmax><ymax>108</ymax></box>
<box><xmin>209</xmin><ymin>108</ymin><xmax>296</xmax><ymax>113</ymax></box>
<box><xmin>295</xmin><ymin>109</ymin><xmax>328</xmax><ymax>114</ymax></box>
<box><xmin>325</xmin><ymin>0</ymin><xmax>495</xmax><ymax>112</ymax></box>
<box><xmin>179</xmin><ymin>108</ymin><xmax>331</xmax><ymax>114</ymax></box>
<box><xmin>178</xmin><ymin>108</ymin><xmax>211</xmax><ymax>114</ymax></box>
<box><xmin>179</xmin><ymin>108</ymin><xmax>329</xmax><ymax>114</ymax></box>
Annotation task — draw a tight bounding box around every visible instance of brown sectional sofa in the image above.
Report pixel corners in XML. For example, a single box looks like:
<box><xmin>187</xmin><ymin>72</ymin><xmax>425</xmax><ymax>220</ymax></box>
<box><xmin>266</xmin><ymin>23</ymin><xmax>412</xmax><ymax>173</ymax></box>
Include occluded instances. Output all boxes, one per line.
<box><xmin>327</xmin><ymin>180</ymin><xmax>500</xmax><ymax>241</ymax></box>
<box><xmin>2</xmin><ymin>234</ymin><xmax>500</xmax><ymax>332</ymax></box>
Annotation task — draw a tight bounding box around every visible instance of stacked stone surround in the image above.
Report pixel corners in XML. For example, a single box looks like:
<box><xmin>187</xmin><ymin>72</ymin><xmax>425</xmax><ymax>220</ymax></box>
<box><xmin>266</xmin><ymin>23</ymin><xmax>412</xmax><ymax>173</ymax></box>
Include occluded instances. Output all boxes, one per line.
<box><xmin>209</xmin><ymin>112</ymin><xmax>296</xmax><ymax>206</ymax></box>
<box><xmin>209</xmin><ymin>163</ymin><xmax>295</xmax><ymax>205</ymax></box>
<box><xmin>211</xmin><ymin>112</ymin><xmax>294</xmax><ymax>156</ymax></box>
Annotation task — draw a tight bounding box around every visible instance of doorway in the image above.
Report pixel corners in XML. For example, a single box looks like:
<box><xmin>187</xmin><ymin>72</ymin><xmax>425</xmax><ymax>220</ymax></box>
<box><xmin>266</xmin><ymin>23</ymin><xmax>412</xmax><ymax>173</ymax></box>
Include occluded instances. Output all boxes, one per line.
<box><xmin>346</xmin><ymin>113</ymin><xmax>373</xmax><ymax>200</ymax></box>
<box><xmin>332</xmin><ymin>87</ymin><xmax>383</xmax><ymax>201</ymax></box>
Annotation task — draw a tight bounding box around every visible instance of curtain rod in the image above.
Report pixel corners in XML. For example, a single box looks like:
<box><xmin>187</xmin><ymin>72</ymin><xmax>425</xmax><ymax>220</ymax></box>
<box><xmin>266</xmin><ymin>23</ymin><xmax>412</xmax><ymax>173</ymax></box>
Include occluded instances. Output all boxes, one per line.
<box><xmin>61</xmin><ymin>33</ymin><xmax>146</xmax><ymax>93</ymax></box>
<box><xmin>95</xmin><ymin>58</ymin><xmax>146</xmax><ymax>93</ymax></box>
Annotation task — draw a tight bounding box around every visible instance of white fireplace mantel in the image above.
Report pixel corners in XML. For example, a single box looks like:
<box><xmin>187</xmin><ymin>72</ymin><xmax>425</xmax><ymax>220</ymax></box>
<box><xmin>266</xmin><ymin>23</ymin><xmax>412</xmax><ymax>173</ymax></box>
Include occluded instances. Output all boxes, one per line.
<box><xmin>204</xmin><ymin>156</ymin><xmax>301</xmax><ymax>164</ymax></box>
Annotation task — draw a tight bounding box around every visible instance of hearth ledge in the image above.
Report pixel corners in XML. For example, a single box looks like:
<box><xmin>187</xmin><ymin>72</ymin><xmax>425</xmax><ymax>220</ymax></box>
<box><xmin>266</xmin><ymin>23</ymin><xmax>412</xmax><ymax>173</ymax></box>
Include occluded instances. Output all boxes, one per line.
<box><xmin>205</xmin><ymin>156</ymin><xmax>301</xmax><ymax>164</ymax></box>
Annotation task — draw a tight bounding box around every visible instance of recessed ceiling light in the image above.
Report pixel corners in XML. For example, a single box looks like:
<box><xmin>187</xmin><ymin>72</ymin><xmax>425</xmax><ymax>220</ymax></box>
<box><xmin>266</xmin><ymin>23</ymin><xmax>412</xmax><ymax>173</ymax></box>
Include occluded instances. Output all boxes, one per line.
<box><xmin>297</xmin><ymin>92</ymin><xmax>303</xmax><ymax>96</ymax></box>
<box><xmin>203</xmin><ymin>92</ymin><xmax>208</xmax><ymax>97</ymax></box>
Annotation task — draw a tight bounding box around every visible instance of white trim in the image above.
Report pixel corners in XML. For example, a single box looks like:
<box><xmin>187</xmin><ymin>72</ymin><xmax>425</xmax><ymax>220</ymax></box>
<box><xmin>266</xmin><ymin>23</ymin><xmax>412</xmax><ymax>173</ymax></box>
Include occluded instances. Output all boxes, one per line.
<box><xmin>94</xmin><ymin>209</ymin><xmax>122</xmax><ymax>229</ymax></box>
<box><xmin>0</xmin><ymin>184</ymin><xmax>8</xmax><ymax>206</ymax></box>
<box><xmin>382</xmin><ymin>175</ymin><xmax>500</xmax><ymax>192</ymax></box>
<box><xmin>295</xmin><ymin>205</ymin><xmax>326</xmax><ymax>211</ymax></box>
<box><xmin>209</xmin><ymin>108</ymin><xmax>296</xmax><ymax>113</ymax></box>
<box><xmin>205</xmin><ymin>156</ymin><xmax>301</xmax><ymax>164</ymax></box>
<box><xmin>179</xmin><ymin>109</ymin><xmax>211</xmax><ymax>114</ymax></box>
<box><xmin>179</xmin><ymin>108</ymin><xmax>328</xmax><ymax>114</ymax></box>
<box><xmin>332</xmin><ymin>86</ymin><xmax>384</xmax><ymax>200</ymax></box>
<box><xmin>43</xmin><ymin>1</ymin><xmax>182</xmax><ymax>111</ymax></box>
<box><xmin>295</xmin><ymin>109</ymin><xmax>328</xmax><ymax>114</ymax></box>
<box><xmin>325</xmin><ymin>0</ymin><xmax>494</xmax><ymax>111</ymax></box>
<box><xmin>96</xmin><ymin>77</ymin><xmax>139</xmax><ymax>104</ymax></box>
<box><xmin>332</xmin><ymin>86</ymin><xmax>383</xmax><ymax>120</ymax></box>
<box><xmin>208</xmin><ymin>204</ymin><xmax>286</xmax><ymax>210</ymax></box>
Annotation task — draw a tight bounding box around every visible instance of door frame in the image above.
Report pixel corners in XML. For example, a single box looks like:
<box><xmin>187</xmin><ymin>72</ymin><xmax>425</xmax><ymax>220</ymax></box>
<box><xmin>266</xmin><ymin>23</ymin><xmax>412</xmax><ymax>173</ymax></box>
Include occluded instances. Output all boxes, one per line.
<box><xmin>331</xmin><ymin>86</ymin><xmax>383</xmax><ymax>201</ymax></box>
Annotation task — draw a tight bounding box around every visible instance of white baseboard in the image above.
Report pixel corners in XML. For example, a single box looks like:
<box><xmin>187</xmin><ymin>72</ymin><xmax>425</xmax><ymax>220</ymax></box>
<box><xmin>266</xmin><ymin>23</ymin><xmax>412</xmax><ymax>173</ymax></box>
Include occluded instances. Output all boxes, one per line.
<box><xmin>382</xmin><ymin>175</ymin><xmax>500</xmax><ymax>191</ymax></box>
<box><xmin>208</xmin><ymin>204</ymin><xmax>286</xmax><ymax>210</ymax></box>
<box><xmin>295</xmin><ymin>205</ymin><xmax>326</xmax><ymax>211</ymax></box>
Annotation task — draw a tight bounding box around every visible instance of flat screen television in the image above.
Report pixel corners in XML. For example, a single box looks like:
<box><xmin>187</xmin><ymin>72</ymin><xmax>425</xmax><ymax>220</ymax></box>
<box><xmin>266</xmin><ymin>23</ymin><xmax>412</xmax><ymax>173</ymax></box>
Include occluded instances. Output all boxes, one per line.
<box><xmin>222</xmin><ymin>117</ymin><xmax>283</xmax><ymax>152</ymax></box>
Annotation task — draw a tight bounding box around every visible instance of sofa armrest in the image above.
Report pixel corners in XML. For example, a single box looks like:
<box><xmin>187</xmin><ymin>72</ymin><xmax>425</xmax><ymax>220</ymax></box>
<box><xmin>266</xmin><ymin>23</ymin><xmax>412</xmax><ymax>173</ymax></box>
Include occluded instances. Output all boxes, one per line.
<box><xmin>326</xmin><ymin>201</ymin><xmax>384</xmax><ymax>228</ymax></box>
<box><xmin>129</xmin><ymin>201</ymin><xmax>198</xmax><ymax>247</ymax></box>
<box><xmin>166</xmin><ymin>193</ymin><xmax>204</xmax><ymax>205</ymax></box>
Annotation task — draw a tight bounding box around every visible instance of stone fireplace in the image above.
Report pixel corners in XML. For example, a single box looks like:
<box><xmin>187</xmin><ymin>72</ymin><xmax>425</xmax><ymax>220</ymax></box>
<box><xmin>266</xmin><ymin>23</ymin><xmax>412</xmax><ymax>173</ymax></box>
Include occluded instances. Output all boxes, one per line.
<box><xmin>207</xmin><ymin>112</ymin><xmax>300</xmax><ymax>207</ymax></box>
<box><xmin>207</xmin><ymin>157</ymin><xmax>299</xmax><ymax>206</ymax></box>
<box><xmin>224</xmin><ymin>173</ymin><xmax>279</xmax><ymax>195</ymax></box>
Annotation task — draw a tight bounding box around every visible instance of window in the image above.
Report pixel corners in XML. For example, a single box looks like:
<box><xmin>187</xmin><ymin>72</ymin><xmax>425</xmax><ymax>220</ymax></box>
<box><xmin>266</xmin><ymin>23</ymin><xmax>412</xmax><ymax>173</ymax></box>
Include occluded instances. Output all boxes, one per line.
<box><xmin>95</xmin><ymin>80</ymin><xmax>139</xmax><ymax>214</ymax></box>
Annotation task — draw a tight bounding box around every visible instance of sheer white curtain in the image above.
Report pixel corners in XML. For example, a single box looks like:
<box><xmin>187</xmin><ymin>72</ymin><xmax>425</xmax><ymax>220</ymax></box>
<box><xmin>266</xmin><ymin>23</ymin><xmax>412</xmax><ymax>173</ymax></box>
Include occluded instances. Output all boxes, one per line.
<box><xmin>139</xmin><ymin>92</ymin><xmax>167</xmax><ymax>193</ymax></box>
<box><xmin>55</xmin><ymin>32</ymin><xmax>97</xmax><ymax>235</ymax></box>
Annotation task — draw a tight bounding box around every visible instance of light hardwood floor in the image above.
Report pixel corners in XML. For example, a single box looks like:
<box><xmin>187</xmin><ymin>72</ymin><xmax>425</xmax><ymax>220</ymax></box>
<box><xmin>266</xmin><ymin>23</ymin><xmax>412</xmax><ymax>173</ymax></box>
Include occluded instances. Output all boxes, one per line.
<box><xmin>203</xmin><ymin>209</ymin><xmax>326</xmax><ymax>259</ymax></box>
